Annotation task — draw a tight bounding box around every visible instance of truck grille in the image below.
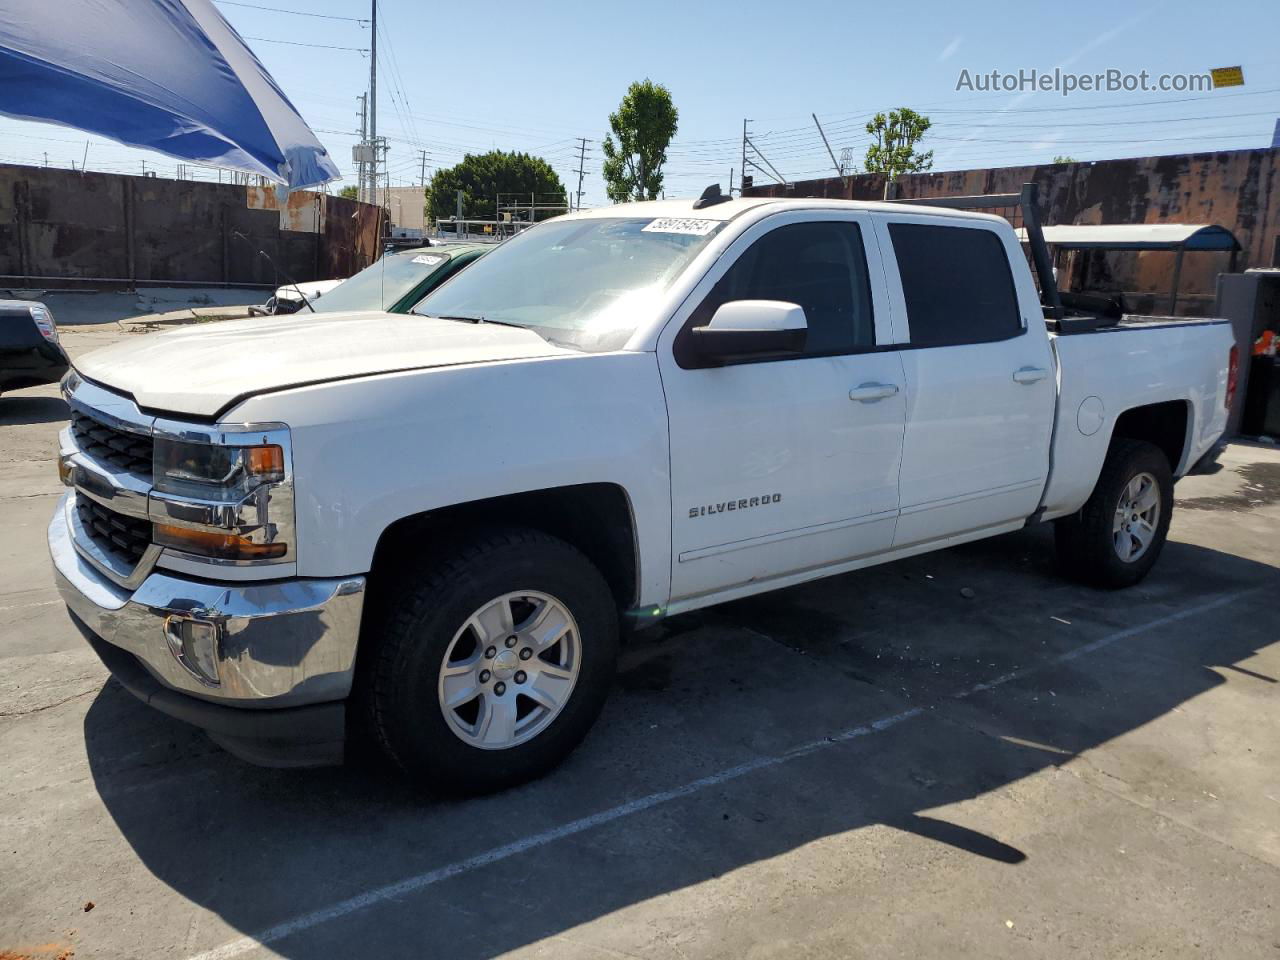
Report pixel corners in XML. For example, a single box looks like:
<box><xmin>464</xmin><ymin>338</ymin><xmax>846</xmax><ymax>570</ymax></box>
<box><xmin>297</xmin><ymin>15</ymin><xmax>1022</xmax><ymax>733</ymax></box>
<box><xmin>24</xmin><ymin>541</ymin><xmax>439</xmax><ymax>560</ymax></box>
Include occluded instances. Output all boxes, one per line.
<box><xmin>70</xmin><ymin>408</ymin><xmax>153</xmax><ymax>479</ymax></box>
<box><xmin>76</xmin><ymin>496</ymin><xmax>151</xmax><ymax>568</ymax></box>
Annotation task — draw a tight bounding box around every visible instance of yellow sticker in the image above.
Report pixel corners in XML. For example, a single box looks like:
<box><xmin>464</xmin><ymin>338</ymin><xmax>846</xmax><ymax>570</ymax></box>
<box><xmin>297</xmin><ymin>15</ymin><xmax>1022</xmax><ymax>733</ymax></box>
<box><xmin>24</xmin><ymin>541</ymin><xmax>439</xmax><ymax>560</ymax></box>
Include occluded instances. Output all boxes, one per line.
<box><xmin>1210</xmin><ymin>66</ymin><xmax>1244</xmax><ymax>88</ymax></box>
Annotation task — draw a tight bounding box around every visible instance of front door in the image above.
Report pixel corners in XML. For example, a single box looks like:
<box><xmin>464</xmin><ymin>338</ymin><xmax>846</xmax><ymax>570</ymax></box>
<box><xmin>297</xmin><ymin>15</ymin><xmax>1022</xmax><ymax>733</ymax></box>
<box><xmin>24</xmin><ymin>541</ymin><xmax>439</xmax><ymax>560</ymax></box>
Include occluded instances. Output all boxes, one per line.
<box><xmin>658</xmin><ymin>212</ymin><xmax>907</xmax><ymax>602</ymax></box>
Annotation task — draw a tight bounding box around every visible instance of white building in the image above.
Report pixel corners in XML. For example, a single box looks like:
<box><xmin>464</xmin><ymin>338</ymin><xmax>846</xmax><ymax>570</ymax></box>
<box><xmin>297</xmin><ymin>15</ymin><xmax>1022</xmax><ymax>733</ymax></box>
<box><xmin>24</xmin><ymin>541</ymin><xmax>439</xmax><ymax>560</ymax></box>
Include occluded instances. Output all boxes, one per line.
<box><xmin>384</xmin><ymin>186</ymin><xmax>426</xmax><ymax>232</ymax></box>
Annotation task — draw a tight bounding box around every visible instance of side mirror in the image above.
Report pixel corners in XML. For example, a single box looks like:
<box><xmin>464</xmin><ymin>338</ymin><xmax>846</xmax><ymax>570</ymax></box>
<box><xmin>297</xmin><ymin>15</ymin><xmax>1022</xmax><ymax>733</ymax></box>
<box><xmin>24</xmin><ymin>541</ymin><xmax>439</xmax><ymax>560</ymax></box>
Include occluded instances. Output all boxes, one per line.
<box><xmin>687</xmin><ymin>300</ymin><xmax>807</xmax><ymax>364</ymax></box>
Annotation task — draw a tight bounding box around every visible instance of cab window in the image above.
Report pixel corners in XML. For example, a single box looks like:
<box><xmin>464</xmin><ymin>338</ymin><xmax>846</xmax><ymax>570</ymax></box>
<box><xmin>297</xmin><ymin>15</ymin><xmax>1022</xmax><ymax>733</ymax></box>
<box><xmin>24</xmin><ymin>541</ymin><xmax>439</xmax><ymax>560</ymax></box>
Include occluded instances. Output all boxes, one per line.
<box><xmin>888</xmin><ymin>223</ymin><xmax>1022</xmax><ymax>346</ymax></box>
<box><xmin>677</xmin><ymin>221</ymin><xmax>874</xmax><ymax>366</ymax></box>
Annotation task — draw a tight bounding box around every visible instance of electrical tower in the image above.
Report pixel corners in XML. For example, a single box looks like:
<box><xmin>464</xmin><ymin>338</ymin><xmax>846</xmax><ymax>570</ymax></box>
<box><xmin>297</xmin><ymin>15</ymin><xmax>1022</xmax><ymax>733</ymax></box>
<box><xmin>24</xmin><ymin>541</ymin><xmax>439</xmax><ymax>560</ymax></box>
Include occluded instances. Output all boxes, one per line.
<box><xmin>839</xmin><ymin>146</ymin><xmax>854</xmax><ymax>176</ymax></box>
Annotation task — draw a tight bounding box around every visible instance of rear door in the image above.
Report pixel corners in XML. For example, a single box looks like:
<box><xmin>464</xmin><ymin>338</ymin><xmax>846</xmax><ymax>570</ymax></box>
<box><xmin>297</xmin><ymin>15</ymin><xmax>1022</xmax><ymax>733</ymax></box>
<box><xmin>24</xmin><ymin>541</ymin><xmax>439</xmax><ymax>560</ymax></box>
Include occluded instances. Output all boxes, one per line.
<box><xmin>658</xmin><ymin>211</ymin><xmax>907</xmax><ymax>602</ymax></box>
<box><xmin>874</xmin><ymin>216</ymin><xmax>1056</xmax><ymax>547</ymax></box>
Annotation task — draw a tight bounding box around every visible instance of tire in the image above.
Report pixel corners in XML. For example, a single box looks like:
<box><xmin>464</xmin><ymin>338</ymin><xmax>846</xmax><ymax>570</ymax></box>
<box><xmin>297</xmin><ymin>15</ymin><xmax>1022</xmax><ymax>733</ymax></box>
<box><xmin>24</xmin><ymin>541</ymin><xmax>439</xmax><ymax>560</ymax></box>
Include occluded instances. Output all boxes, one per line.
<box><xmin>362</xmin><ymin>527</ymin><xmax>619</xmax><ymax>794</ymax></box>
<box><xmin>1054</xmin><ymin>438</ymin><xmax>1173</xmax><ymax>588</ymax></box>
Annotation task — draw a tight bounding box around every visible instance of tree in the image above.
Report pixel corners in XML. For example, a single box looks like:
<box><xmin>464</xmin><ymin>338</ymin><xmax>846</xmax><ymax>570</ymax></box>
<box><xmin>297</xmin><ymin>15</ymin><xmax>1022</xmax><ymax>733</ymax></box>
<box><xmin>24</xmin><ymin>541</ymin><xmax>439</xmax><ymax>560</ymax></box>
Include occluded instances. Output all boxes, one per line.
<box><xmin>864</xmin><ymin>108</ymin><xmax>934</xmax><ymax>184</ymax></box>
<box><xmin>1053</xmin><ymin>155</ymin><xmax>1077</xmax><ymax>164</ymax></box>
<box><xmin>338</xmin><ymin>184</ymin><xmax>358</xmax><ymax>200</ymax></box>
<box><xmin>601</xmin><ymin>79</ymin><xmax>678</xmax><ymax>203</ymax></box>
<box><xmin>426</xmin><ymin>150</ymin><xmax>565</xmax><ymax>224</ymax></box>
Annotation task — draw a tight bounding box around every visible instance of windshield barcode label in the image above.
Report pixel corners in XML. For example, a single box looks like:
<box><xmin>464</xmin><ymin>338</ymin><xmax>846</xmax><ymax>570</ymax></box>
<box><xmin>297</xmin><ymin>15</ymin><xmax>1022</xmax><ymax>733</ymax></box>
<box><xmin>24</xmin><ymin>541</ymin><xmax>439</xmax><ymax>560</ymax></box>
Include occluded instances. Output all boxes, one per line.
<box><xmin>642</xmin><ymin>218</ymin><xmax>719</xmax><ymax>236</ymax></box>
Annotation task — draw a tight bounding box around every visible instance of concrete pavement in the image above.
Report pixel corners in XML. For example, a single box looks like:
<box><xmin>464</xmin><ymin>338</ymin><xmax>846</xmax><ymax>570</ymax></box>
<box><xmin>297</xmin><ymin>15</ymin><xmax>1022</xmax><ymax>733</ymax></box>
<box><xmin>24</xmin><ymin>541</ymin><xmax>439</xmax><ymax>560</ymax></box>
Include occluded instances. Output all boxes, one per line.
<box><xmin>1</xmin><ymin>324</ymin><xmax>1277</xmax><ymax>959</ymax></box>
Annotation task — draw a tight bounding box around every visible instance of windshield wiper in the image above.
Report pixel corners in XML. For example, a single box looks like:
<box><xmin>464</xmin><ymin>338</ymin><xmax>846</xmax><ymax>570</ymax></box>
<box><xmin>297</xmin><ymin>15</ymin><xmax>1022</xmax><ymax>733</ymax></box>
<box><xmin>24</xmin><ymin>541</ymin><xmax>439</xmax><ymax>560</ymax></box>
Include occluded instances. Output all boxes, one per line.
<box><xmin>427</xmin><ymin>313</ymin><xmax>486</xmax><ymax>323</ymax></box>
<box><xmin>474</xmin><ymin>317</ymin><xmax>528</xmax><ymax>331</ymax></box>
<box><xmin>426</xmin><ymin>313</ymin><xmax>529</xmax><ymax>331</ymax></box>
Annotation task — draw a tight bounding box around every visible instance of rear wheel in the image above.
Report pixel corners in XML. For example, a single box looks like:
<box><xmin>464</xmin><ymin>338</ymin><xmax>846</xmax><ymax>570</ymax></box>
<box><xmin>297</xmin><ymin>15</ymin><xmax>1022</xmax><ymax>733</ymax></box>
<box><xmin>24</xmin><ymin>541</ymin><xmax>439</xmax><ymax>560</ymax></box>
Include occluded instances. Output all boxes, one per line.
<box><xmin>364</xmin><ymin>528</ymin><xmax>619</xmax><ymax>793</ymax></box>
<box><xmin>1055</xmin><ymin>438</ymin><xmax>1173</xmax><ymax>588</ymax></box>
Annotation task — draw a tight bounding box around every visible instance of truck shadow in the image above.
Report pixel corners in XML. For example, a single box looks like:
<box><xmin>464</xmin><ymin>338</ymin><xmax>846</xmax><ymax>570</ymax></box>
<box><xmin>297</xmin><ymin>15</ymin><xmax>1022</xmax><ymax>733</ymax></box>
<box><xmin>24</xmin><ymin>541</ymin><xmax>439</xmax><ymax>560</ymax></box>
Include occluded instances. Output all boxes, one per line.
<box><xmin>0</xmin><ymin>393</ymin><xmax>68</xmax><ymax>426</ymax></box>
<box><xmin>82</xmin><ymin>528</ymin><xmax>1278</xmax><ymax>958</ymax></box>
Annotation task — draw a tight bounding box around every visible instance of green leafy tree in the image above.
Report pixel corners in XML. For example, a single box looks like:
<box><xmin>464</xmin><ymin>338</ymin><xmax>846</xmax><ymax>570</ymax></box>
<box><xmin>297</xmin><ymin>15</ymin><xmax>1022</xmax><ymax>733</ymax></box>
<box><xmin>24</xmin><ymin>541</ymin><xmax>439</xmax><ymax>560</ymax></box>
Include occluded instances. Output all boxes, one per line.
<box><xmin>601</xmin><ymin>79</ymin><xmax>679</xmax><ymax>203</ymax></box>
<box><xmin>864</xmin><ymin>108</ymin><xmax>934</xmax><ymax>183</ymax></box>
<box><xmin>338</xmin><ymin>184</ymin><xmax>358</xmax><ymax>200</ymax></box>
<box><xmin>426</xmin><ymin>150</ymin><xmax>565</xmax><ymax>224</ymax></box>
<box><xmin>1053</xmin><ymin>155</ymin><xmax>1077</xmax><ymax>164</ymax></box>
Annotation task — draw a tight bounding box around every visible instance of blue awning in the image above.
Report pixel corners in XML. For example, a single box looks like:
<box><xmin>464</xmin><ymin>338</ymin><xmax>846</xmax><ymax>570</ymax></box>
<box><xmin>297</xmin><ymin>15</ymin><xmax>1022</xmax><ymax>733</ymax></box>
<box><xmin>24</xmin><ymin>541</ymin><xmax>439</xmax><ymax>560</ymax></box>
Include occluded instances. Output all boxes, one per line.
<box><xmin>0</xmin><ymin>0</ymin><xmax>339</xmax><ymax>191</ymax></box>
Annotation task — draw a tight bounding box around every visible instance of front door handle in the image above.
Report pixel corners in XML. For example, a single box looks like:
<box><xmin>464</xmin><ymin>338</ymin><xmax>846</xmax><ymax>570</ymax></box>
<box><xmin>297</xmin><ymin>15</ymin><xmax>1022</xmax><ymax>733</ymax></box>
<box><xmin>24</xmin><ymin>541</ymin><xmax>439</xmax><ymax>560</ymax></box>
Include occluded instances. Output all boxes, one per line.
<box><xmin>1013</xmin><ymin>366</ymin><xmax>1049</xmax><ymax>385</ymax></box>
<box><xmin>849</xmin><ymin>382</ymin><xmax>900</xmax><ymax>403</ymax></box>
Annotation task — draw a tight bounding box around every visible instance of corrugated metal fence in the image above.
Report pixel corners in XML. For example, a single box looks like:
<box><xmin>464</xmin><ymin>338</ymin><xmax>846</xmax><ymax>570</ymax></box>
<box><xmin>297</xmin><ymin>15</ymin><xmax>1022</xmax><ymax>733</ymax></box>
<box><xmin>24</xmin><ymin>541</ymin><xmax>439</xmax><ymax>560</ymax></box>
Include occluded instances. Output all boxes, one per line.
<box><xmin>0</xmin><ymin>164</ymin><xmax>385</xmax><ymax>288</ymax></box>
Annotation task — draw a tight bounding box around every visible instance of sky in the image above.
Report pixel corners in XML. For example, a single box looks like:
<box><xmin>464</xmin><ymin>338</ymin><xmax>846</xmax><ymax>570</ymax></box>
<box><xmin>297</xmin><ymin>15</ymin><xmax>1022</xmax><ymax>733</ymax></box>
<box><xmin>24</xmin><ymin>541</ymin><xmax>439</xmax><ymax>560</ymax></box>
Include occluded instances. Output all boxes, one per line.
<box><xmin>1</xmin><ymin>0</ymin><xmax>1277</xmax><ymax>207</ymax></box>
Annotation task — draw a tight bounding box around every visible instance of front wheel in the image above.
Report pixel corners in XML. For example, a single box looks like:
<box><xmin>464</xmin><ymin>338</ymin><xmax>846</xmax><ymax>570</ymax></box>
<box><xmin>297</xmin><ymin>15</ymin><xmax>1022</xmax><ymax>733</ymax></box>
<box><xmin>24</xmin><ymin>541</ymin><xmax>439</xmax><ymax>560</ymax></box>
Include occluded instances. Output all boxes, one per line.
<box><xmin>364</xmin><ymin>528</ymin><xmax>619</xmax><ymax>794</ymax></box>
<box><xmin>1055</xmin><ymin>438</ymin><xmax>1173</xmax><ymax>588</ymax></box>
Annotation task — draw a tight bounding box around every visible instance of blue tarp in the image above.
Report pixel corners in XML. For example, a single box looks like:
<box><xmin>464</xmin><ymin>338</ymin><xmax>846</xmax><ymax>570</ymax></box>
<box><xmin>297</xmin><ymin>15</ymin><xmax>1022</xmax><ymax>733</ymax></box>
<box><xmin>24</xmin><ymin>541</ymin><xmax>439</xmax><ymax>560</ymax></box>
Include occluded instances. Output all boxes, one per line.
<box><xmin>0</xmin><ymin>0</ymin><xmax>339</xmax><ymax>191</ymax></box>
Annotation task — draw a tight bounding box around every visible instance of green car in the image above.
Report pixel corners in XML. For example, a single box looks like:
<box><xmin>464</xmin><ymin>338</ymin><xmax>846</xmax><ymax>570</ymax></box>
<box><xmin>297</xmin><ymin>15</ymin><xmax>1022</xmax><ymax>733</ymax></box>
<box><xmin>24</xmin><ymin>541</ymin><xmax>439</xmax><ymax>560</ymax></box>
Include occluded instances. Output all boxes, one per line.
<box><xmin>308</xmin><ymin>243</ymin><xmax>491</xmax><ymax>314</ymax></box>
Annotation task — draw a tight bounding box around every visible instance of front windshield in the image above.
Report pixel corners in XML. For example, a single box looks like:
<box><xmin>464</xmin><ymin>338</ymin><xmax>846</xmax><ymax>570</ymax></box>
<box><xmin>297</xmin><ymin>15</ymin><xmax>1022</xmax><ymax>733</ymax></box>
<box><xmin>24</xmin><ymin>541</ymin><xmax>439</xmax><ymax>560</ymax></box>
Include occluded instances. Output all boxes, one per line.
<box><xmin>411</xmin><ymin>217</ymin><xmax>724</xmax><ymax>351</ymax></box>
<box><xmin>311</xmin><ymin>249</ymin><xmax>453</xmax><ymax>313</ymax></box>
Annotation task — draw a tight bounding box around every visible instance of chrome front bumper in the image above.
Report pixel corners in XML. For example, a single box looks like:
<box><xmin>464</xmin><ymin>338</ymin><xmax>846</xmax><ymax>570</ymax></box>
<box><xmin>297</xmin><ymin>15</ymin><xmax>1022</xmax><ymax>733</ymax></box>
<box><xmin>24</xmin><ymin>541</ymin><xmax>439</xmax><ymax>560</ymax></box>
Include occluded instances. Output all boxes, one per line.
<box><xmin>50</xmin><ymin>492</ymin><xmax>366</xmax><ymax>710</ymax></box>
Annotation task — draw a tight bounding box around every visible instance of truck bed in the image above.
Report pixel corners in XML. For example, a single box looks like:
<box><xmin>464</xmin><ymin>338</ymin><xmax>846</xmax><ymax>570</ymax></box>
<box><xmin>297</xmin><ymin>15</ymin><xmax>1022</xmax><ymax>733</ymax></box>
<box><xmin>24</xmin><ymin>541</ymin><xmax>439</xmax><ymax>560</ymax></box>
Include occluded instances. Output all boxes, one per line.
<box><xmin>1040</xmin><ymin>315</ymin><xmax>1233</xmax><ymax>520</ymax></box>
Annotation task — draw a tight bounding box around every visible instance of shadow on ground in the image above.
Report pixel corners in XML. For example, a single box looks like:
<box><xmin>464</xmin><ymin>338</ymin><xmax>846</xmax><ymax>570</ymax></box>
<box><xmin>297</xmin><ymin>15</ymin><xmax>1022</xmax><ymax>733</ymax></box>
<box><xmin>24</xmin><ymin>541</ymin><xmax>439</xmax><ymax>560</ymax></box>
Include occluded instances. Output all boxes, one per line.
<box><xmin>0</xmin><ymin>394</ymin><xmax>68</xmax><ymax>426</ymax></box>
<box><xmin>83</xmin><ymin>527</ymin><xmax>1278</xmax><ymax>958</ymax></box>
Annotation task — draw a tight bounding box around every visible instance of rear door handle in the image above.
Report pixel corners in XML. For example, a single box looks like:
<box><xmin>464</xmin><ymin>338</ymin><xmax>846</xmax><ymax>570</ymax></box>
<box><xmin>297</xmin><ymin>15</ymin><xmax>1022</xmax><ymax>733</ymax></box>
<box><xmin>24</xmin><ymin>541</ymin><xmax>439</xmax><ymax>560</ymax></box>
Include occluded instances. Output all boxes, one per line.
<box><xmin>1013</xmin><ymin>366</ymin><xmax>1049</xmax><ymax>385</ymax></box>
<box><xmin>849</xmin><ymin>382</ymin><xmax>900</xmax><ymax>403</ymax></box>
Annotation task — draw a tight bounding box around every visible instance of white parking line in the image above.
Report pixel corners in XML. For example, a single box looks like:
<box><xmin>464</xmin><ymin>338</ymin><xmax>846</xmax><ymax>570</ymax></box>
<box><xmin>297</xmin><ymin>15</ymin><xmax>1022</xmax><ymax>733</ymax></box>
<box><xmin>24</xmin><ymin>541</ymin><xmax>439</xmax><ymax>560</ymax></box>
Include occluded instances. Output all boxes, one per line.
<box><xmin>189</xmin><ymin>588</ymin><xmax>1255</xmax><ymax>960</ymax></box>
<box><xmin>0</xmin><ymin>599</ymin><xmax>60</xmax><ymax>614</ymax></box>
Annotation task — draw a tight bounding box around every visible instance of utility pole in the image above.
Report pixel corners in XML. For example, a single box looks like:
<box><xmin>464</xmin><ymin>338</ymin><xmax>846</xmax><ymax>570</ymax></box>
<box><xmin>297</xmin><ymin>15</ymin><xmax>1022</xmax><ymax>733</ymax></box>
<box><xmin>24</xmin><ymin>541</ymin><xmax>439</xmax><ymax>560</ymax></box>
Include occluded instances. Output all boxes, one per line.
<box><xmin>741</xmin><ymin>128</ymin><xmax>785</xmax><ymax>189</ymax></box>
<box><xmin>571</xmin><ymin>137</ymin><xmax>591</xmax><ymax>211</ymax></box>
<box><xmin>369</xmin><ymin>0</ymin><xmax>377</xmax><ymax>207</ymax></box>
<box><xmin>812</xmin><ymin>113</ymin><xmax>847</xmax><ymax>189</ymax></box>
<box><xmin>356</xmin><ymin>93</ymin><xmax>368</xmax><ymax>203</ymax></box>
<box><xmin>418</xmin><ymin>148</ymin><xmax>428</xmax><ymax>186</ymax></box>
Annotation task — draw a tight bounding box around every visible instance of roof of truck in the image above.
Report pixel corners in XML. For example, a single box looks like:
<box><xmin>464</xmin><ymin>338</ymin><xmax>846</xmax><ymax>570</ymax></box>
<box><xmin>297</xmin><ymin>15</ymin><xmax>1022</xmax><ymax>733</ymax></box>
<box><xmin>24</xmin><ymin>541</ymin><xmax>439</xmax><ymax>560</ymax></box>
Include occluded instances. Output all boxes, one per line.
<box><xmin>566</xmin><ymin>195</ymin><xmax>1007</xmax><ymax>225</ymax></box>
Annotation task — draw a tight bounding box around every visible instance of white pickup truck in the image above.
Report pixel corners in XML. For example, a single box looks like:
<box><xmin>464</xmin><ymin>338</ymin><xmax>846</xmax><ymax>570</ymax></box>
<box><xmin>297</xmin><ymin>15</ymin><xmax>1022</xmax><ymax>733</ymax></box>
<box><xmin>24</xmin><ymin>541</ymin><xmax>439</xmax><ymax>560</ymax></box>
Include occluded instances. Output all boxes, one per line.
<box><xmin>50</xmin><ymin>187</ymin><xmax>1237</xmax><ymax>792</ymax></box>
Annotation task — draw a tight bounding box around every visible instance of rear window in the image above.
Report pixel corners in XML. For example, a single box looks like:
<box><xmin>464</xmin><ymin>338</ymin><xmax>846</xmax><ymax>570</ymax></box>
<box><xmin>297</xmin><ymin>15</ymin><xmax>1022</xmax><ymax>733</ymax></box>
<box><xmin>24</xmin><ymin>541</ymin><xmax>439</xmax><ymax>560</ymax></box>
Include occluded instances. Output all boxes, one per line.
<box><xmin>889</xmin><ymin>223</ymin><xmax>1021</xmax><ymax>347</ymax></box>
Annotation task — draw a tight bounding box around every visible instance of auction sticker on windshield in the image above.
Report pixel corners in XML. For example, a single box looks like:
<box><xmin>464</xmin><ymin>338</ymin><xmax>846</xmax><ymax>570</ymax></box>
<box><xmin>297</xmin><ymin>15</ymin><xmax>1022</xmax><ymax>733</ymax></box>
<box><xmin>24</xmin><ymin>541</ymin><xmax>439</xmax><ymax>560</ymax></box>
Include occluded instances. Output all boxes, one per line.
<box><xmin>642</xmin><ymin>218</ymin><xmax>719</xmax><ymax>236</ymax></box>
<box><xmin>411</xmin><ymin>254</ymin><xmax>445</xmax><ymax>265</ymax></box>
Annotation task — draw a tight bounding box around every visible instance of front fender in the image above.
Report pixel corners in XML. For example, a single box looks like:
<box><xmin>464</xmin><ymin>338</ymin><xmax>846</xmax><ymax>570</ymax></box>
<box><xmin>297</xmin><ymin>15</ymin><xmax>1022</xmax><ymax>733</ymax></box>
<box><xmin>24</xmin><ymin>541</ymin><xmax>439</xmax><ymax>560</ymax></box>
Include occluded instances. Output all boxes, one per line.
<box><xmin>228</xmin><ymin>352</ymin><xmax>673</xmax><ymax>608</ymax></box>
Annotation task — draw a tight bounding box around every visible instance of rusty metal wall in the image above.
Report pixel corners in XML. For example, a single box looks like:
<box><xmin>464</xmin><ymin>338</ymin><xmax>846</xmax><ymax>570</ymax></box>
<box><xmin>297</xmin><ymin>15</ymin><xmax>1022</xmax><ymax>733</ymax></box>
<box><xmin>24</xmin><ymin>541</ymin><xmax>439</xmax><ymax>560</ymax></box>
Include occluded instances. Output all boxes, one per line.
<box><xmin>745</xmin><ymin>148</ymin><xmax>1280</xmax><ymax>316</ymax></box>
<box><xmin>0</xmin><ymin>164</ymin><xmax>383</xmax><ymax>287</ymax></box>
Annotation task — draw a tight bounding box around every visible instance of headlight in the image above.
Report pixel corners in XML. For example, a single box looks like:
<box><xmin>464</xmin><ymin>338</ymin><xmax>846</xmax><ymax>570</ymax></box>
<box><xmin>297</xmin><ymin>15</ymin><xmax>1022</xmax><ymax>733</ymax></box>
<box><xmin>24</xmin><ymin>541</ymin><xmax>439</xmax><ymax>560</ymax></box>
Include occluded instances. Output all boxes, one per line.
<box><xmin>154</xmin><ymin>440</ymin><xmax>284</xmax><ymax>496</ymax></box>
<box><xmin>150</xmin><ymin>426</ymin><xmax>294</xmax><ymax>565</ymax></box>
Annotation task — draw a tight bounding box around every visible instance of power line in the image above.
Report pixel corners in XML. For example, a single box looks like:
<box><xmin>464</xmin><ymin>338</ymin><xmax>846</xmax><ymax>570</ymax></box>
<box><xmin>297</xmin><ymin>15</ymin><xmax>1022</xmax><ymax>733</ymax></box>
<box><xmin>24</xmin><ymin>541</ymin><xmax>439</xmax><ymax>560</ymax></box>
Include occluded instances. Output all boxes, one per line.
<box><xmin>241</xmin><ymin>36</ymin><xmax>368</xmax><ymax>52</ymax></box>
<box><xmin>920</xmin><ymin>85</ymin><xmax>1280</xmax><ymax>115</ymax></box>
<box><xmin>216</xmin><ymin>0</ymin><xmax>368</xmax><ymax>23</ymax></box>
<box><xmin>924</xmin><ymin>109</ymin><xmax>1280</xmax><ymax>130</ymax></box>
<box><xmin>373</xmin><ymin>6</ymin><xmax>425</xmax><ymax>152</ymax></box>
<box><xmin>927</xmin><ymin>127</ymin><xmax>1269</xmax><ymax>146</ymax></box>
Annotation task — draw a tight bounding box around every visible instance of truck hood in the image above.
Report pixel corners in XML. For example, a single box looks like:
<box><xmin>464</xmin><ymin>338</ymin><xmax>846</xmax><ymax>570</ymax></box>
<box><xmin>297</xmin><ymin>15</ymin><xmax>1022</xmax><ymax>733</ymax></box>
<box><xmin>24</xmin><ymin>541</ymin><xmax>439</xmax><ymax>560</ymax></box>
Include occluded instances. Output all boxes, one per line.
<box><xmin>75</xmin><ymin>311</ymin><xmax>574</xmax><ymax>418</ymax></box>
